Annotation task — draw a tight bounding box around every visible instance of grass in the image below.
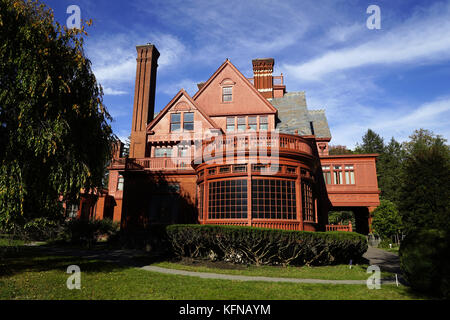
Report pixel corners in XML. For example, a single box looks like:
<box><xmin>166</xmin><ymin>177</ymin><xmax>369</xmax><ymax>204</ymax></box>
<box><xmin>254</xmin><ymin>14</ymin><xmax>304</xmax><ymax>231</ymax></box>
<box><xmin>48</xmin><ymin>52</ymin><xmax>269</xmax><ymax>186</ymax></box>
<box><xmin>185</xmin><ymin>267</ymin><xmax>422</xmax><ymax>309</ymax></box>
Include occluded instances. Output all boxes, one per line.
<box><xmin>152</xmin><ymin>260</ymin><xmax>394</xmax><ymax>280</ymax></box>
<box><xmin>0</xmin><ymin>246</ymin><xmax>428</xmax><ymax>300</ymax></box>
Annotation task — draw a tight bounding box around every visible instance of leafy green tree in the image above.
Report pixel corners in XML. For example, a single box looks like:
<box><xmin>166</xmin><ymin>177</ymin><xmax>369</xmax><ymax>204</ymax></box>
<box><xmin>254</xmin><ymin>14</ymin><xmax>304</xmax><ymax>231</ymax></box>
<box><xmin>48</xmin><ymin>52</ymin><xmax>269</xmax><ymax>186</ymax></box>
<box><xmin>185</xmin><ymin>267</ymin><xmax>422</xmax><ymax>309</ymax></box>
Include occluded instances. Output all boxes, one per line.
<box><xmin>398</xmin><ymin>129</ymin><xmax>450</xmax><ymax>235</ymax></box>
<box><xmin>0</xmin><ymin>0</ymin><xmax>116</xmax><ymax>232</ymax></box>
<box><xmin>328</xmin><ymin>145</ymin><xmax>354</xmax><ymax>155</ymax></box>
<box><xmin>372</xmin><ymin>200</ymin><xmax>402</xmax><ymax>240</ymax></box>
<box><xmin>328</xmin><ymin>211</ymin><xmax>355</xmax><ymax>226</ymax></box>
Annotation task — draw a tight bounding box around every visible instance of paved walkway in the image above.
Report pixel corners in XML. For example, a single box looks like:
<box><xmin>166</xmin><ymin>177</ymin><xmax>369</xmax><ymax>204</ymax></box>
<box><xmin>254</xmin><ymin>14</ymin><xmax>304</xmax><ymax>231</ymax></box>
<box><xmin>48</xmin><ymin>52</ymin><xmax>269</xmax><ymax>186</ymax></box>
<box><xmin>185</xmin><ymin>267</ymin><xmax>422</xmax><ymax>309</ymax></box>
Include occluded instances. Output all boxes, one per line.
<box><xmin>363</xmin><ymin>247</ymin><xmax>402</xmax><ymax>274</ymax></box>
<box><xmin>140</xmin><ymin>265</ymin><xmax>398</xmax><ymax>285</ymax></box>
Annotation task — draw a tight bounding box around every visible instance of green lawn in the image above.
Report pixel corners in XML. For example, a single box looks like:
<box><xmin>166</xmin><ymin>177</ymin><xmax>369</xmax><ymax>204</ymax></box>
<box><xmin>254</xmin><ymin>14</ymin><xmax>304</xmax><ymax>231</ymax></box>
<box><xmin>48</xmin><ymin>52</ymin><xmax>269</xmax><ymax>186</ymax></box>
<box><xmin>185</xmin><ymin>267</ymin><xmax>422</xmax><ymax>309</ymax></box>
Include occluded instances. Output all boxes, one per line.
<box><xmin>0</xmin><ymin>246</ymin><xmax>428</xmax><ymax>300</ymax></box>
<box><xmin>152</xmin><ymin>260</ymin><xmax>394</xmax><ymax>280</ymax></box>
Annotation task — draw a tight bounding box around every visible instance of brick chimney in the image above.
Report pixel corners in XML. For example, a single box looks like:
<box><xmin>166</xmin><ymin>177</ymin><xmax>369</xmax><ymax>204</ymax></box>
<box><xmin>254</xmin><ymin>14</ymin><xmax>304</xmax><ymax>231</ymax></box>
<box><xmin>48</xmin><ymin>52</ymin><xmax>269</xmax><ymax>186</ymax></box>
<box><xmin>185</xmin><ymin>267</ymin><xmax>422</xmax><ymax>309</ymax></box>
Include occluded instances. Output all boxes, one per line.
<box><xmin>129</xmin><ymin>44</ymin><xmax>160</xmax><ymax>158</ymax></box>
<box><xmin>252</xmin><ymin>58</ymin><xmax>274</xmax><ymax>98</ymax></box>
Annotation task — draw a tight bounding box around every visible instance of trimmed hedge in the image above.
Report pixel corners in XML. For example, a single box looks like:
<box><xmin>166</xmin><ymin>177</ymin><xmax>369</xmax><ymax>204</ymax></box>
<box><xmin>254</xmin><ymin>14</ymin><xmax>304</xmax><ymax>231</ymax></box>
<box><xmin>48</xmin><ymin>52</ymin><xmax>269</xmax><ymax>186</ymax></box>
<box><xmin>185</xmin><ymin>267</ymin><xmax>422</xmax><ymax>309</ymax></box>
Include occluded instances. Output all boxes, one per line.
<box><xmin>167</xmin><ymin>224</ymin><xmax>367</xmax><ymax>266</ymax></box>
<box><xmin>399</xmin><ymin>229</ymin><xmax>450</xmax><ymax>299</ymax></box>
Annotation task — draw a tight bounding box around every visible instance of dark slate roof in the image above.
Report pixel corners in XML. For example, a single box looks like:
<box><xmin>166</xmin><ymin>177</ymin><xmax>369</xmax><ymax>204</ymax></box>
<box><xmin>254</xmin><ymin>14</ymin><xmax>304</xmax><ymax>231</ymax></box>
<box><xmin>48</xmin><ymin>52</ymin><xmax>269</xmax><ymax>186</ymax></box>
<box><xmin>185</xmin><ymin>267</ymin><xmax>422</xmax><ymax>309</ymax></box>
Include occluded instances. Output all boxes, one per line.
<box><xmin>269</xmin><ymin>92</ymin><xmax>331</xmax><ymax>139</ymax></box>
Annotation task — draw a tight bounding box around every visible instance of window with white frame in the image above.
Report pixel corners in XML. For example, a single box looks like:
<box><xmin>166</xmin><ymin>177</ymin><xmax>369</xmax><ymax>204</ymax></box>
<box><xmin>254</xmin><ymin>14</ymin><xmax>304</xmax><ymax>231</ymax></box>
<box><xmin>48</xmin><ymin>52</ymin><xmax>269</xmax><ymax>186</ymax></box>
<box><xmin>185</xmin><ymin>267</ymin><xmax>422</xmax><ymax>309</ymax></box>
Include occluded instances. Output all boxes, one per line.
<box><xmin>226</xmin><ymin>117</ymin><xmax>235</xmax><ymax>132</ymax></box>
<box><xmin>322</xmin><ymin>166</ymin><xmax>331</xmax><ymax>184</ymax></box>
<box><xmin>237</xmin><ymin>117</ymin><xmax>246</xmax><ymax>131</ymax></box>
<box><xmin>183</xmin><ymin>112</ymin><xmax>194</xmax><ymax>131</ymax></box>
<box><xmin>345</xmin><ymin>165</ymin><xmax>355</xmax><ymax>184</ymax></box>
<box><xmin>248</xmin><ymin>116</ymin><xmax>257</xmax><ymax>131</ymax></box>
<box><xmin>117</xmin><ymin>176</ymin><xmax>124</xmax><ymax>191</ymax></box>
<box><xmin>259</xmin><ymin>116</ymin><xmax>268</xmax><ymax>130</ymax></box>
<box><xmin>333</xmin><ymin>165</ymin><xmax>343</xmax><ymax>184</ymax></box>
<box><xmin>170</xmin><ymin>113</ymin><xmax>181</xmax><ymax>132</ymax></box>
<box><xmin>155</xmin><ymin>147</ymin><xmax>173</xmax><ymax>157</ymax></box>
<box><xmin>222</xmin><ymin>87</ymin><xmax>232</xmax><ymax>102</ymax></box>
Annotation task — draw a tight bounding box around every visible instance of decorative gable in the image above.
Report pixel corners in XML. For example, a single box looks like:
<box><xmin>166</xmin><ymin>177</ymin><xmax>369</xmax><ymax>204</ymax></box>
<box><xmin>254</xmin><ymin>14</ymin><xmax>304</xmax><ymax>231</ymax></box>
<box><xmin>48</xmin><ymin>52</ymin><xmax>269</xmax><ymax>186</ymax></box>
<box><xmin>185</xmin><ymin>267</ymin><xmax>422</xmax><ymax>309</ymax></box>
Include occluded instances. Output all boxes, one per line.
<box><xmin>147</xmin><ymin>90</ymin><xmax>221</xmax><ymax>143</ymax></box>
<box><xmin>193</xmin><ymin>60</ymin><xmax>277</xmax><ymax>117</ymax></box>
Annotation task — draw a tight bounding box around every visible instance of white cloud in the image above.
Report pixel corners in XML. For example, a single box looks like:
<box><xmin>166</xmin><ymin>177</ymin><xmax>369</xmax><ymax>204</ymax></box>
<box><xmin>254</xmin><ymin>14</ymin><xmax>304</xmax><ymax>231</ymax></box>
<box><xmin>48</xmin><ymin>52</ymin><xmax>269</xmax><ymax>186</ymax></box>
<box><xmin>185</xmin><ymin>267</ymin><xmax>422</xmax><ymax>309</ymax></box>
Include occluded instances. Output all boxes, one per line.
<box><xmin>87</xmin><ymin>33</ymin><xmax>187</xmax><ymax>86</ymax></box>
<box><xmin>330</xmin><ymin>97</ymin><xmax>450</xmax><ymax>148</ymax></box>
<box><xmin>283</xmin><ymin>2</ymin><xmax>450</xmax><ymax>81</ymax></box>
<box><xmin>158</xmin><ymin>78</ymin><xmax>200</xmax><ymax>97</ymax></box>
<box><xmin>102</xmin><ymin>87</ymin><xmax>128</xmax><ymax>96</ymax></box>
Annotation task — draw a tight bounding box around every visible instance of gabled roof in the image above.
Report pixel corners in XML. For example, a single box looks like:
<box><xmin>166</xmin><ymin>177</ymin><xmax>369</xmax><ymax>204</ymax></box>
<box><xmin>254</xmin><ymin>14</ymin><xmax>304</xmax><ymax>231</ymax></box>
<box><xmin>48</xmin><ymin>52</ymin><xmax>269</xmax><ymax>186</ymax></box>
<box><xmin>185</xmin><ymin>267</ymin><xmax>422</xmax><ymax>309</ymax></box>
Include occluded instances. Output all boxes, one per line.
<box><xmin>146</xmin><ymin>89</ymin><xmax>221</xmax><ymax>132</ymax></box>
<box><xmin>192</xmin><ymin>59</ymin><xmax>278</xmax><ymax>114</ymax></box>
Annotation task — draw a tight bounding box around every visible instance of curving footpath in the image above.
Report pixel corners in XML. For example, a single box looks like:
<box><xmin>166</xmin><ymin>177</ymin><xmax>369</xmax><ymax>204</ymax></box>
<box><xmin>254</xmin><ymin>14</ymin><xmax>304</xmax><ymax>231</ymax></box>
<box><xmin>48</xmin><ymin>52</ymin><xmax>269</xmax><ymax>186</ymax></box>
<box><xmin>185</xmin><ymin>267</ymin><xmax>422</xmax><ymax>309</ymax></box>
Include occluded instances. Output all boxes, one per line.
<box><xmin>140</xmin><ymin>265</ymin><xmax>399</xmax><ymax>285</ymax></box>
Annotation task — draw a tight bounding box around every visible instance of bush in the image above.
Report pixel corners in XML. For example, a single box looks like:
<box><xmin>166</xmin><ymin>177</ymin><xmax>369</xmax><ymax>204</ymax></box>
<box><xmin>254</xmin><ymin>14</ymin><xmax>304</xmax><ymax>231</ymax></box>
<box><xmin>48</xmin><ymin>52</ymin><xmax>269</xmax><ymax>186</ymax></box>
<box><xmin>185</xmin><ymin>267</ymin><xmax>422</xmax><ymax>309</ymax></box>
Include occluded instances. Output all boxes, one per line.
<box><xmin>110</xmin><ymin>224</ymin><xmax>171</xmax><ymax>253</ymax></box>
<box><xmin>62</xmin><ymin>219</ymin><xmax>119</xmax><ymax>247</ymax></box>
<box><xmin>23</xmin><ymin>217</ymin><xmax>64</xmax><ymax>241</ymax></box>
<box><xmin>166</xmin><ymin>225</ymin><xmax>367</xmax><ymax>266</ymax></box>
<box><xmin>399</xmin><ymin>229</ymin><xmax>450</xmax><ymax>299</ymax></box>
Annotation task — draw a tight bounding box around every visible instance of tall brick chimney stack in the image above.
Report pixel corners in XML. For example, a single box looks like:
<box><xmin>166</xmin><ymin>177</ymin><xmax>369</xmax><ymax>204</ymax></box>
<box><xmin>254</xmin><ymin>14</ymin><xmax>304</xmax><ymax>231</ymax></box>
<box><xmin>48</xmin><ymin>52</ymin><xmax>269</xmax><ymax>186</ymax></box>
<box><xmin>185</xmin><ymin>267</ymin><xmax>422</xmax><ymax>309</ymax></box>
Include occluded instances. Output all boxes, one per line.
<box><xmin>129</xmin><ymin>44</ymin><xmax>160</xmax><ymax>158</ymax></box>
<box><xmin>252</xmin><ymin>58</ymin><xmax>274</xmax><ymax>99</ymax></box>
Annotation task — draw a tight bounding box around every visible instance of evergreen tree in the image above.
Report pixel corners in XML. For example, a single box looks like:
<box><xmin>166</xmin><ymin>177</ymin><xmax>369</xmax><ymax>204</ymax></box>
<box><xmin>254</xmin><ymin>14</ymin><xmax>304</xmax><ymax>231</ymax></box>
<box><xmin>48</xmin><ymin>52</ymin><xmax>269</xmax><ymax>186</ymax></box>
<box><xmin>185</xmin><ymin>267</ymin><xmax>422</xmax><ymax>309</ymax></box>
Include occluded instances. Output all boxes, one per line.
<box><xmin>354</xmin><ymin>129</ymin><xmax>385</xmax><ymax>154</ymax></box>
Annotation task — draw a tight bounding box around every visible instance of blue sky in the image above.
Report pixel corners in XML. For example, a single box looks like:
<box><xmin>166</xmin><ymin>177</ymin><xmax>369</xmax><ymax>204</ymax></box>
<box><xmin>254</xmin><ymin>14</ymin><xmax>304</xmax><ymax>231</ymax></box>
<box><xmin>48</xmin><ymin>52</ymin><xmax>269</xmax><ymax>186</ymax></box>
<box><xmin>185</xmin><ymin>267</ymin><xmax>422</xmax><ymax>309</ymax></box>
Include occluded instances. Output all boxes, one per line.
<box><xmin>46</xmin><ymin>0</ymin><xmax>450</xmax><ymax>148</ymax></box>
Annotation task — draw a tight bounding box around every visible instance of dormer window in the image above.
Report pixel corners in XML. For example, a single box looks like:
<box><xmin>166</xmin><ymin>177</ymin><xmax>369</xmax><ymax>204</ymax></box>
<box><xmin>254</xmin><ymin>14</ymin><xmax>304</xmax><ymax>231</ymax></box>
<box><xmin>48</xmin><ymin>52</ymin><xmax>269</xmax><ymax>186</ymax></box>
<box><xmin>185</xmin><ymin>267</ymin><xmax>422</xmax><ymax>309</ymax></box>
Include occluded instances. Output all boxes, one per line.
<box><xmin>222</xmin><ymin>86</ymin><xmax>232</xmax><ymax>102</ymax></box>
<box><xmin>170</xmin><ymin>113</ymin><xmax>181</xmax><ymax>132</ymax></box>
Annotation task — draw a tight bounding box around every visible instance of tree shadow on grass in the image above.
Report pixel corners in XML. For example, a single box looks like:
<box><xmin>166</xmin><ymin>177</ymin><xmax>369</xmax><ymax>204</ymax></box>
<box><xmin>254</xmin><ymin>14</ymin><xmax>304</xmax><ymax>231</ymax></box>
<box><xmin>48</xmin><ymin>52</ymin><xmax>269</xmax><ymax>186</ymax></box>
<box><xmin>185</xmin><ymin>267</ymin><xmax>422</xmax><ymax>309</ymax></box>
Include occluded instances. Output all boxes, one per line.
<box><xmin>0</xmin><ymin>244</ymin><xmax>168</xmax><ymax>278</ymax></box>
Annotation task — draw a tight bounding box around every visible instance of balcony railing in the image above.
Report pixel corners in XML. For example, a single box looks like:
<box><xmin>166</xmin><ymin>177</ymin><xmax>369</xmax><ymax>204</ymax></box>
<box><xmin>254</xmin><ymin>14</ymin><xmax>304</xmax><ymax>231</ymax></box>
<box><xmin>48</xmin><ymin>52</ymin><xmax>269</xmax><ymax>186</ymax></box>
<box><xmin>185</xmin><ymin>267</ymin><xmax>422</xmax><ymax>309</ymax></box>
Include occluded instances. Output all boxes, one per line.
<box><xmin>326</xmin><ymin>221</ymin><xmax>353</xmax><ymax>232</ymax></box>
<box><xmin>125</xmin><ymin>157</ymin><xmax>193</xmax><ymax>171</ymax></box>
<box><xmin>199</xmin><ymin>132</ymin><xmax>314</xmax><ymax>160</ymax></box>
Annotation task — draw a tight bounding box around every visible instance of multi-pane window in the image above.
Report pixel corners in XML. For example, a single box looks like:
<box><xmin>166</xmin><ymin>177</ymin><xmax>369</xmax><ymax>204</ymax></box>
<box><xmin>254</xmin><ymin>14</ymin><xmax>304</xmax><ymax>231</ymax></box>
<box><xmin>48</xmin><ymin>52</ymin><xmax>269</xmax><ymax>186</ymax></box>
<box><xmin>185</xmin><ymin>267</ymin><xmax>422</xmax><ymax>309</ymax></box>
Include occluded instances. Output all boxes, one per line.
<box><xmin>322</xmin><ymin>165</ymin><xmax>331</xmax><ymax>184</ymax></box>
<box><xmin>222</xmin><ymin>87</ymin><xmax>232</xmax><ymax>102</ymax></box>
<box><xmin>237</xmin><ymin>117</ymin><xmax>246</xmax><ymax>131</ymax></box>
<box><xmin>117</xmin><ymin>176</ymin><xmax>124</xmax><ymax>191</ymax></box>
<box><xmin>286</xmin><ymin>166</ymin><xmax>297</xmax><ymax>174</ymax></box>
<box><xmin>219</xmin><ymin>165</ymin><xmax>231</xmax><ymax>174</ymax></box>
<box><xmin>155</xmin><ymin>147</ymin><xmax>172</xmax><ymax>157</ymax></box>
<box><xmin>345</xmin><ymin>165</ymin><xmax>355</xmax><ymax>184</ymax></box>
<box><xmin>333</xmin><ymin>165</ymin><xmax>343</xmax><ymax>184</ymax></box>
<box><xmin>259</xmin><ymin>116</ymin><xmax>268</xmax><ymax>130</ymax></box>
<box><xmin>170</xmin><ymin>113</ymin><xmax>181</xmax><ymax>132</ymax></box>
<box><xmin>178</xmin><ymin>146</ymin><xmax>190</xmax><ymax>158</ymax></box>
<box><xmin>67</xmin><ymin>204</ymin><xmax>79</xmax><ymax>218</ymax></box>
<box><xmin>252</xmin><ymin>179</ymin><xmax>296</xmax><ymax>220</ymax></box>
<box><xmin>233</xmin><ymin>164</ymin><xmax>247</xmax><ymax>173</ymax></box>
<box><xmin>302</xmin><ymin>181</ymin><xmax>315</xmax><ymax>222</ymax></box>
<box><xmin>198</xmin><ymin>184</ymin><xmax>204</xmax><ymax>220</ymax></box>
<box><xmin>248</xmin><ymin>116</ymin><xmax>257</xmax><ymax>131</ymax></box>
<box><xmin>183</xmin><ymin>112</ymin><xmax>194</xmax><ymax>131</ymax></box>
<box><xmin>208</xmin><ymin>179</ymin><xmax>248</xmax><ymax>219</ymax></box>
<box><xmin>226</xmin><ymin>117</ymin><xmax>235</xmax><ymax>132</ymax></box>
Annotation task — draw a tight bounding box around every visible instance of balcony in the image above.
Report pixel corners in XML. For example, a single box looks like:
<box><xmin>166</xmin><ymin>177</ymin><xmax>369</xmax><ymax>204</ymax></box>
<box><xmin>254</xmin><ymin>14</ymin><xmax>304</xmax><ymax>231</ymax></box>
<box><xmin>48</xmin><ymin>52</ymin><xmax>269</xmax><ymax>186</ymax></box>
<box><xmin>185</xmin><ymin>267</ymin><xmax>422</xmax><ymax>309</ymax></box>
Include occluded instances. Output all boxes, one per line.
<box><xmin>198</xmin><ymin>132</ymin><xmax>314</xmax><ymax>162</ymax></box>
<box><xmin>125</xmin><ymin>157</ymin><xmax>193</xmax><ymax>171</ymax></box>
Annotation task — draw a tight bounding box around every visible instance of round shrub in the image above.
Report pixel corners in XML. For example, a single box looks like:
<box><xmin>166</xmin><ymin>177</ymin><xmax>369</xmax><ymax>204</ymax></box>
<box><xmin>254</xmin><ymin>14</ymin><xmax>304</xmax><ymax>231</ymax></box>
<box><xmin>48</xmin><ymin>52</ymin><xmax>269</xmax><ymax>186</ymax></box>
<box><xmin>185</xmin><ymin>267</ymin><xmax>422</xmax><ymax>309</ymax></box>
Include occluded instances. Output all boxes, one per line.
<box><xmin>399</xmin><ymin>229</ymin><xmax>450</xmax><ymax>299</ymax></box>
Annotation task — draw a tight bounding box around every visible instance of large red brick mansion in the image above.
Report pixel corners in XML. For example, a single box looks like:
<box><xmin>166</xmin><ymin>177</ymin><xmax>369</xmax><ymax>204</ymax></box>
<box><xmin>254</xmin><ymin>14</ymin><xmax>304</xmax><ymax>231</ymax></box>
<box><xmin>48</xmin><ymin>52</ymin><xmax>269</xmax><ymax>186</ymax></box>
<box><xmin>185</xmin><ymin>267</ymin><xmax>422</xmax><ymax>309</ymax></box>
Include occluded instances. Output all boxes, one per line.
<box><xmin>76</xmin><ymin>44</ymin><xmax>380</xmax><ymax>234</ymax></box>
